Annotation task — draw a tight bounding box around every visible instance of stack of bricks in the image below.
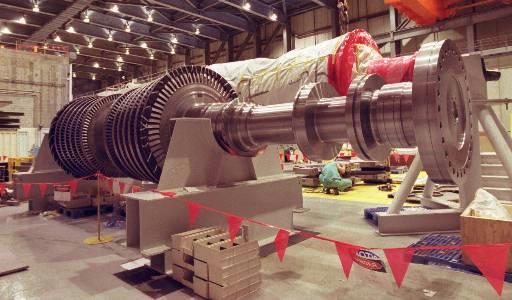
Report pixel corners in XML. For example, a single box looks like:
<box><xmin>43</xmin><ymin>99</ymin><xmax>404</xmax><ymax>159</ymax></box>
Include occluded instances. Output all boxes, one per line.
<box><xmin>171</xmin><ymin>227</ymin><xmax>261</xmax><ymax>299</ymax></box>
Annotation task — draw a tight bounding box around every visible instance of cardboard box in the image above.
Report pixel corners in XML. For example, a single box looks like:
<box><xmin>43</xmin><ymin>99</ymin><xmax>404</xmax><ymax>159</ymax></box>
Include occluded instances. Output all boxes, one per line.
<box><xmin>172</xmin><ymin>264</ymin><xmax>194</xmax><ymax>289</ymax></box>
<box><xmin>461</xmin><ymin>204</ymin><xmax>512</xmax><ymax>272</ymax></box>
<box><xmin>171</xmin><ymin>227</ymin><xmax>222</xmax><ymax>255</ymax></box>
<box><xmin>209</xmin><ymin>273</ymin><xmax>261</xmax><ymax>300</ymax></box>
<box><xmin>193</xmin><ymin>235</ymin><xmax>259</xmax><ymax>264</ymax></box>
<box><xmin>194</xmin><ymin>257</ymin><xmax>260</xmax><ymax>286</ymax></box>
<box><xmin>193</xmin><ymin>276</ymin><xmax>209</xmax><ymax>298</ymax></box>
<box><xmin>171</xmin><ymin>248</ymin><xmax>194</xmax><ymax>270</ymax></box>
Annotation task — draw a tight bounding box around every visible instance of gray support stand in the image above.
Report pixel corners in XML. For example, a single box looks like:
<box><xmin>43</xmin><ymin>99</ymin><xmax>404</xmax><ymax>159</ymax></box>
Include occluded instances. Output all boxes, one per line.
<box><xmin>124</xmin><ymin>118</ymin><xmax>303</xmax><ymax>257</ymax></box>
<box><xmin>377</xmin><ymin>54</ymin><xmax>484</xmax><ymax>235</ymax></box>
<box><xmin>13</xmin><ymin>136</ymin><xmax>78</xmax><ymax>212</ymax></box>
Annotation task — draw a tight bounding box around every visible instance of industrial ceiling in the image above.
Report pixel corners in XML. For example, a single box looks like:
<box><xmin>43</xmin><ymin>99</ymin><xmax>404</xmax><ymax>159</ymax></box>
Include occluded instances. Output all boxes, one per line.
<box><xmin>0</xmin><ymin>0</ymin><xmax>337</xmax><ymax>80</ymax></box>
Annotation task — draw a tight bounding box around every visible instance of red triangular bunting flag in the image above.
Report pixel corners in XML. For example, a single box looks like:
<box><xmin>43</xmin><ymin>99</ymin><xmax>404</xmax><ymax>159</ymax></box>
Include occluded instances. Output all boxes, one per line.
<box><xmin>403</xmin><ymin>154</ymin><xmax>411</xmax><ymax>165</ymax></box>
<box><xmin>160</xmin><ymin>191</ymin><xmax>176</xmax><ymax>198</ymax></box>
<box><xmin>0</xmin><ymin>183</ymin><xmax>5</xmax><ymax>193</ymax></box>
<box><xmin>38</xmin><ymin>183</ymin><xmax>48</xmax><ymax>198</ymax></box>
<box><xmin>463</xmin><ymin>244</ymin><xmax>510</xmax><ymax>295</ymax></box>
<box><xmin>22</xmin><ymin>183</ymin><xmax>32</xmax><ymax>199</ymax></box>
<box><xmin>335</xmin><ymin>242</ymin><xmax>356</xmax><ymax>279</ymax></box>
<box><xmin>118</xmin><ymin>181</ymin><xmax>126</xmax><ymax>194</ymax></box>
<box><xmin>226</xmin><ymin>214</ymin><xmax>243</xmax><ymax>241</ymax></box>
<box><xmin>279</xmin><ymin>153</ymin><xmax>283</xmax><ymax>161</ymax></box>
<box><xmin>384</xmin><ymin>248</ymin><xmax>415</xmax><ymax>288</ymax></box>
<box><xmin>68</xmin><ymin>179</ymin><xmax>78</xmax><ymax>195</ymax></box>
<box><xmin>132</xmin><ymin>185</ymin><xmax>142</xmax><ymax>193</ymax></box>
<box><xmin>187</xmin><ymin>202</ymin><xmax>201</xmax><ymax>226</ymax></box>
<box><xmin>274</xmin><ymin>229</ymin><xmax>290</xmax><ymax>262</ymax></box>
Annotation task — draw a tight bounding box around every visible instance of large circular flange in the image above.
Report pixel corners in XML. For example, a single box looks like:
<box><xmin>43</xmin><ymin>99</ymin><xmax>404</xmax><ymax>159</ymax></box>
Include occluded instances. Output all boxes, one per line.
<box><xmin>346</xmin><ymin>74</ymin><xmax>390</xmax><ymax>161</ymax></box>
<box><xmin>292</xmin><ymin>82</ymin><xmax>342</xmax><ymax>161</ymax></box>
<box><xmin>412</xmin><ymin>39</ymin><xmax>472</xmax><ymax>185</ymax></box>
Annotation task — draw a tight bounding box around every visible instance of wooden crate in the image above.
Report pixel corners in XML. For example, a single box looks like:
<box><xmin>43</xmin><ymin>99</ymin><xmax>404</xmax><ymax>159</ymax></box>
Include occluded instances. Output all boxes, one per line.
<box><xmin>461</xmin><ymin>205</ymin><xmax>512</xmax><ymax>272</ymax></box>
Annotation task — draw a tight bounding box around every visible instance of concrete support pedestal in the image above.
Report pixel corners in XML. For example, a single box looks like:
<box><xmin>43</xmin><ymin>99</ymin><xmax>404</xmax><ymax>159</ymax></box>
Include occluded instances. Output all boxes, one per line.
<box><xmin>124</xmin><ymin>119</ymin><xmax>303</xmax><ymax>259</ymax></box>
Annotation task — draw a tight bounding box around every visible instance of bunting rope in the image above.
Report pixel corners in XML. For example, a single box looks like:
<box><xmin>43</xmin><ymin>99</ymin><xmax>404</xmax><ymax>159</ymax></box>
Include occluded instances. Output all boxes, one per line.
<box><xmin>8</xmin><ymin>171</ymin><xmax>511</xmax><ymax>296</ymax></box>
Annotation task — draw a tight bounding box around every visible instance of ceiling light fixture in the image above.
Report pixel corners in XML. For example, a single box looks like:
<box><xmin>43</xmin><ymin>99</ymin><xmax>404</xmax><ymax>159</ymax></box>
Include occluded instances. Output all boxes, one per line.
<box><xmin>107</xmin><ymin>31</ymin><xmax>113</xmax><ymax>41</ymax></box>
<box><xmin>145</xmin><ymin>8</ymin><xmax>154</xmax><ymax>22</ymax></box>
<box><xmin>72</xmin><ymin>72</ymin><xmax>77</xmax><ymax>78</ymax></box>
<box><xmin>117</xmin><ymin>56</ymin><xmax>123</xmax><ymax>62</ymax></box>
<box><xmin>140</xmin><ymin>41</ymin><xmax>148</xmax><ymax>49</ymax></box>
<box><xmin>110</xmin><ymin>5</ymin><xmax>119</xmax><ymax>13</ymax></box>
<box><xmin>93</xmin><ymin>62</ymin><xmax>99</xmax><ymax>68</ymax></box>
<box><xmin>243</xmin><ymin>1</ymin><xmax>251</xmax><ymax>11</ymax></box>
<box><xmin>125</xmin><ymin>48</ymin><xmax>130</xmax><ymax>55</ymax></box>
<box><xmin>124</xmin><ymin>22</ymin><xmax>131</xmax><ymax>32</ymax></box>
<box><xmin>1</xmin><ymin>27</ymin><xmax>11</xmax><ymax>34</ymax></box>
<box><xmin>66</xmin><ymin>26</ymin><xmax>75</xmax><ymax>33</ymax></box>
<box><xmin>170</xmin><ymin>34</ymin><xmax>178</xmax><ymax>44</ymax></box>
<box><xmin>32</xmin><ymin>1</ymin><xmax>40</xmax><ymax>12</ymax></box>
<box><xmin>269</xmin><ymin>12</ymin><xmax>278</xmax><ymax>22</ymax></box>
<box><xmin>76</xmin><ymin>48</ymin><xmax>80</xmax><ymax>54</ymax></box>
<box><xmin>53</xmin><ymin>34</ymin><xmax>61</xmax><ymax>42</ymax></box>
<box><xmin>83</xmin><ymin>10</ymin><xmax>90</xmax><ymax>23</ymax></box>
<box><xmin>16</xmin><ymin>16</ymin><xmax>27</xmax><ymax>24</ymax></box>
<box><xmin>91</xmin><ymin>74</ymin><xmax>96</xmax><ymax>80</ymax></box>
<box><xmin>195</xmin><ymin>27</ymin><xmax>200</xmax><ymax>35</ymax></box>
<box><xmin>88</xmin><ymin>41</ymin><xmax>93</xmax><ymax>48</ymax></box>
<box><xmin>118</xmin><ymin>66</ymin><xmax>122</xmax><ymax>71</ymax></box>
<box><xmin>170</xmin><ymin>46</ymin><xmax>175</xmax><ymax>55</ymax></box>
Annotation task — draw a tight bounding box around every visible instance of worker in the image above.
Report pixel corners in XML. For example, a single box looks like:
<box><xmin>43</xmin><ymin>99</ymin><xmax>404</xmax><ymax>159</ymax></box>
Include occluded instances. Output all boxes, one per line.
<box><xmin>319</xmin><ymin>161</ymin><xmax>352</xmax><ymax>195</ymax></box>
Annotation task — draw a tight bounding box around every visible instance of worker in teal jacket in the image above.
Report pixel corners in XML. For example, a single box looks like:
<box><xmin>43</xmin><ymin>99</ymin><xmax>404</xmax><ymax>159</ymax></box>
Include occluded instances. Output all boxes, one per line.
<box><xmin>319</xmin><ymin>161</ymin><xmax>352</xmax><ymax>194</ymax></box>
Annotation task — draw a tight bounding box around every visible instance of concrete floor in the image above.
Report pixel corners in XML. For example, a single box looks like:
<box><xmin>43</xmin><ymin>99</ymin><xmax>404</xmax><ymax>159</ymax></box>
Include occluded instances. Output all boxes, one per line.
<box><xmin>0</xmin><ymin>197</ymin><xmax>508</xmax><ymax>299</ymax></box>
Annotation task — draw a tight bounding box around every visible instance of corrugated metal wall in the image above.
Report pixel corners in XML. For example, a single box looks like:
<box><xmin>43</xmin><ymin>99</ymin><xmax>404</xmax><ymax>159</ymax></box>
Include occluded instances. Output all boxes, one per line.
<box><xmin>0</xmin><ymin>128</ymin><xmax>40</xmax><ymax>157</ymax></box>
